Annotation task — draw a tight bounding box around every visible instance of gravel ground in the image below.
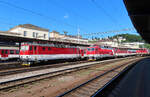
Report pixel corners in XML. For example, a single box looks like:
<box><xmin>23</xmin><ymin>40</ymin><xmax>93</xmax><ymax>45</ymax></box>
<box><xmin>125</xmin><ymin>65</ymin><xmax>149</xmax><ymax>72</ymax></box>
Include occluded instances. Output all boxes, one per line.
<box><xmin>0</xmin><ymin>57</ymin><xmax>142</xmax><ymax>97</ymax></box>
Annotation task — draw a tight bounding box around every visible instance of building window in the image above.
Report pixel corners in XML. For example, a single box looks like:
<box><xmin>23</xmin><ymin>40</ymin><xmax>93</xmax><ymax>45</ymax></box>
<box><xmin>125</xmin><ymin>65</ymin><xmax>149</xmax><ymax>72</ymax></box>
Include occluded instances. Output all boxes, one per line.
<box><xmin>36</xmin><ymin>33</ymin><xmax>38</xmax><ymax>38</ymax></box>
<box><xmin>33</xmin><ymin>32</ymin><xmax>35</xmax><ymax>37</ymax></box>
<box><xmin>24</xmin><ymin>31</ymin><xmax>27</xmax><ymax>36</ymax></box>
<box><xmin>44</xmin><ymin>34</ymin><xmax>46</xmax><ymax>39</ymax></box>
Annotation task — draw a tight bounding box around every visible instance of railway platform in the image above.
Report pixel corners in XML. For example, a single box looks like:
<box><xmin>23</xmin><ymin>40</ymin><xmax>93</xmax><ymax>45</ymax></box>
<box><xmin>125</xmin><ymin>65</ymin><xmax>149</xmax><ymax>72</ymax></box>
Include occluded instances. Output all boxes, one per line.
<box><xmin>93</xmin><ymin>57</ymin><xmax>150</xmax><ymax>97</ymax></box>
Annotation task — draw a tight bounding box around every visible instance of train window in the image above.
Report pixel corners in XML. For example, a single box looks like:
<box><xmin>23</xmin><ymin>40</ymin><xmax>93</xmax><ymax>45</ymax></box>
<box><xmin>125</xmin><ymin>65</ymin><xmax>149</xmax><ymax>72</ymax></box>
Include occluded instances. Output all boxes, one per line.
<box><xmin>92</xmin><ymin>48</ymin><xmax>95</xmax><ymax>51</ymax></box>
<box><xmin>29</xmin><ymin>46</ymin><xmax>33</xmax><ymax>51</ymax></box>
<box><xmin>87</xmin><ymin>48</ymin><xmax>90</xmax><ymax>51</ymax></box>
<box><xmin>48</xmin><ymin>47</ymin><xmax>51</xmax><ymax>50</ymax></box>
<box><xmin>42</xmin><ymin>47</ymin><xmax>45</xmax><ymax>51</ymax></box>
<box><xmin>84</xmin><ymin>50</ymin><xmax>86</xmax><ymax>54</ymax></box>
<box><xmin>16</xmin><ymin>50</ymin><xmax>19</xmax><ymax>54</ymax></box>
<box><xmin>34</xmin><ymin>46</ymin><xmax>37</xmax><ymax>51</ymax></box>
<box><xmin>21</xmin><ymin>45</ymin><xmax>29</xmax><ymax>51</ymax></box>
<box><xmin>87</xmin><ymin>48</ymin><xmax>95</xmax><ymax>51</ymax></box>
<box><xmin>5</xmin><ymin>50</ymin><xmax>8</xmax><ymax>54</ymax></box>
<box><xmin>1</xmin><ymin>50</ymin><xmax>4</xmax><ymax>54</ymax></box>
<box><xmin>10</xmin><ymin>50</ymin><xmax>14</xmax><ymax>54</ymax></box>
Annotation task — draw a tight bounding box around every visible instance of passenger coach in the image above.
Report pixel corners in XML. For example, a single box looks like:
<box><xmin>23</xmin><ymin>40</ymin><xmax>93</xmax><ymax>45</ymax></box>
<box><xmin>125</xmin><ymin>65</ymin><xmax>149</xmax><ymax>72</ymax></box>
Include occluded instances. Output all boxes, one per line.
<box><xmin>0</xmin><ymin>46</ymin><xmax>19</xmax><ymax>61</ymax></box>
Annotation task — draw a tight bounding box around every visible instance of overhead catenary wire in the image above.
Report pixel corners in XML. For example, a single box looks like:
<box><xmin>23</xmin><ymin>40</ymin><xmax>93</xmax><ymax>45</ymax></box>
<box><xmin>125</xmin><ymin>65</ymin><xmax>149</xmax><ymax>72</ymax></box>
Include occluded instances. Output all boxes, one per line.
<box><xmin>91</xmin><ymin>0</ymin><xmax>122</xmax><ymax>28</ymax></box>
<box><xmin>88</xmin><ymin>0</ymin><xmax>135</xmax><ymax>39</ymax></box>
<box><xmin>83</xmin><ymin>27</ymin><xmax>136</xmax><ymax>36</ymax></box>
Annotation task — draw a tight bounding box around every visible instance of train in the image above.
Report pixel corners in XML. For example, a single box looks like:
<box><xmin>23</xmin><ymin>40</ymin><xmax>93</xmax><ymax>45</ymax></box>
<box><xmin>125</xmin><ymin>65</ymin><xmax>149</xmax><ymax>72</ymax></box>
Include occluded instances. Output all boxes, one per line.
<box><xmin>20</xmin><ymin>42</ymin><xmax>82</xmax><ymax>65</ymax></box>
<box><xmin>86</xmin><ymin>45</ymin><xmax>149</xmax><ymax>60</ymax></box>
<box><xmin>0</xmin><ymin>42</ymin><xmax>149</xmax><ymax>65</ymax></box>
<box><xmin>0</xmin><ymin>46</ymin><xmax>19</xmax><ymax>61</ymax></box>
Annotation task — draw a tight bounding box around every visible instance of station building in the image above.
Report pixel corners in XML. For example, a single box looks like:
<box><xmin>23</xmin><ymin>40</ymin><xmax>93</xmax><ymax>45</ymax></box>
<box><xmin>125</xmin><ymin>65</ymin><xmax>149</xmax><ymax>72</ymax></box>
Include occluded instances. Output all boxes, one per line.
<box><xmin>50</xmin><ymin>30</ymin><xmax>89</xmax><ymax>43</ymax></box>
<box><xmin>9</xmin><ymin>24</ymin><xmax>49</xmax><ymax>40</ymax></box>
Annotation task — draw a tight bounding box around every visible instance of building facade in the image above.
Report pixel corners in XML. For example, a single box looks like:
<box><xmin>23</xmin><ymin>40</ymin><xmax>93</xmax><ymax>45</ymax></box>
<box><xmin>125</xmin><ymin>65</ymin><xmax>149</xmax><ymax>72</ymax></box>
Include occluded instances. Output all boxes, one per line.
<box><xmin>9</xmin><ymin>24</ymin><xmax>49</xmax><ymax>40</ymax></box>
<box><xmin>50</xmin><ymin>31</ymin><xmax>89</xmax><ymax>43</ymax></box>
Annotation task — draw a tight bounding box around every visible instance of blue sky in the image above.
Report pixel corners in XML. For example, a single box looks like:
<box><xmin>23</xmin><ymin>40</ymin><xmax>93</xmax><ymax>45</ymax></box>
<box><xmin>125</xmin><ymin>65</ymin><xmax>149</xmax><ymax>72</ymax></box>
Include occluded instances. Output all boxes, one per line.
<box><xmin>0</xmin><ymin>0</ymin><xmax>137</xmax><ymax>39</ymax></box>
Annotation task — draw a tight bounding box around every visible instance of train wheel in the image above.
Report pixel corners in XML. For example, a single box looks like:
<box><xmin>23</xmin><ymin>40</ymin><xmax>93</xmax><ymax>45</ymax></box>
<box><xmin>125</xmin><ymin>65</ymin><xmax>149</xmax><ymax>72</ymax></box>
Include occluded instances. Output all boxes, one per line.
<box><xmin>22</xmin><ymin>62</ymin><xmax>32</xmax><ymax>66</ymax></box>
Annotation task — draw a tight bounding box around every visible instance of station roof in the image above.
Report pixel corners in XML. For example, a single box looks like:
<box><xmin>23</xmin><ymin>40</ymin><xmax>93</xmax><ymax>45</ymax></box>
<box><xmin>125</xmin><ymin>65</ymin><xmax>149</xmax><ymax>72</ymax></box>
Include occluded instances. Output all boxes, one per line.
<box><xmin>124</xmin><ymin>0</ymin><xmax>150</xmax><ymax>43</ymax></box>
<box><xmin>0</xmin><ymin>32</ymin><xmax>90</xmax><ymax>46</ymax></box>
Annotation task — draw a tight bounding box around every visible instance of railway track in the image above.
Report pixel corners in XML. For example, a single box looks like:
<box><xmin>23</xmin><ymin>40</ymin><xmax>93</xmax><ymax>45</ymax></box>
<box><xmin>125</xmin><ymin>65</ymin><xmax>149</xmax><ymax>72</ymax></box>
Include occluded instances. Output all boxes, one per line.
<box><xmin>0</xmin><ymin>57</ymin><xmax>132</xmax><ymax>77</ymax></box>
<box><xmin>0</xmin><ymin>61</ymin><xmax>22</xmax><ymax>71</ymax></box>
<box><xmin>0</xmin><ymin>60</ymin><xmax>89</xmax><ymax>76</ymax></box>
<box><xmin>0</xmin><ymin>57</ymin><xmax>143</xmax><ymax>92</ymax></box>
<box><xmin>57</xmin><ymin>58</ymin><xmax>141</xmax><ymax>97</ymax></box>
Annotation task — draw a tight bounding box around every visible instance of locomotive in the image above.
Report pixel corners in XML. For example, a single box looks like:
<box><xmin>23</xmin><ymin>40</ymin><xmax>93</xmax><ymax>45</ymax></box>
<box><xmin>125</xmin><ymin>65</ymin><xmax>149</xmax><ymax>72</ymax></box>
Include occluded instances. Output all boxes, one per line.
<box><xmin>20</xmin><ymin>42</ymin><xmax>84</xmax><ymax>65</ymax></box>
<box><xmin>86</xmin><ymin>45</ymin><xmax>149</xmax><ymax>60</ymax></box>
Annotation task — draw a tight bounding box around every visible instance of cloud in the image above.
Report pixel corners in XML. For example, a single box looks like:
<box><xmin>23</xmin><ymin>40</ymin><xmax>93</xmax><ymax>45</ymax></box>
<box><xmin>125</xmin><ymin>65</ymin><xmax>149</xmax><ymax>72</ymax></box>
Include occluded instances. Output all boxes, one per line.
<box><xmin>64</xmin><ymin>13</ymin><xmax>69</xmax><ymax>19</ymax></box>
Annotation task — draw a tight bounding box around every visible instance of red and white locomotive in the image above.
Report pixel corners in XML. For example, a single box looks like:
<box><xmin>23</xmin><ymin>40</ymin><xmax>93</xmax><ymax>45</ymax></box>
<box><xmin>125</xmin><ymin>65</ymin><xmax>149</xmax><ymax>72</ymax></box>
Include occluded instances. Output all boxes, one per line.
<box><xmin>20</xmin><ymin>42</ymin><xmax>82</xmax><ymax>65</ymax></box>
<box><xmin>86</xmin><ymin>45</ymin><xmax>149</xmax><ymax>60</ymax></box>
<box><xmin>0</xmin><ymin>46</ymin><xmax>19</xmax><ymax>61</ymax></box>
<box><xmin>86</xmin><ymin>45</ymin><xmax>114</xmax><ymax>60</ymax></box>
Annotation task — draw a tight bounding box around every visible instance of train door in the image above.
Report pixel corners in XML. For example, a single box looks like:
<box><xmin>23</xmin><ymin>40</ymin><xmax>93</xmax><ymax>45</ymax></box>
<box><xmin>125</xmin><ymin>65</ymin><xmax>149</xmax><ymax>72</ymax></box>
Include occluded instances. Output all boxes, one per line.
<box><xmin>33</xmin><ymin>46</ymin><xmax>38</xmax><ymax>55</ymax></box>
<box><xmin>1</xmin><ymin>50</ymin><xmax>8</xmax><ymax>59</ymax></box>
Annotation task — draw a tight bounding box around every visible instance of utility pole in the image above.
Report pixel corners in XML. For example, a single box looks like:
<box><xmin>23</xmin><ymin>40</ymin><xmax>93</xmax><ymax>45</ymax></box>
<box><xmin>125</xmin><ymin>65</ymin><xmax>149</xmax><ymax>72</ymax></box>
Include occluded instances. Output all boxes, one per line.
<box><xmin>77</xmin><ymin>25</ymin><xmax>80</xmax><ymax>44</ymax></box>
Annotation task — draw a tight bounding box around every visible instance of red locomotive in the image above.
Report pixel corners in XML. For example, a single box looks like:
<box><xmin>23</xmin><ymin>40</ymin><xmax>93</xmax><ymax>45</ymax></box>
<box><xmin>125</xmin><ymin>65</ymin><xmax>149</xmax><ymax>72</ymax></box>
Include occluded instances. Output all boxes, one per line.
<box><xmin>136</xmin><ymin>48</ymin><xmax>149</xmax><ymax>55</ymax></box>
<box><xmin>20</xmin><ymin>42</ymin><xmax>82</xmax><ymax>65</ymax></box>
<box><xmin>86</xmin><ymin>45</ymin><xmax>149</xmax><ymax>60</ymax></box>
<box><xmin>86</xmin><ymin>45</ymin><xmax>114</xmax><ymax>60</ymax></box>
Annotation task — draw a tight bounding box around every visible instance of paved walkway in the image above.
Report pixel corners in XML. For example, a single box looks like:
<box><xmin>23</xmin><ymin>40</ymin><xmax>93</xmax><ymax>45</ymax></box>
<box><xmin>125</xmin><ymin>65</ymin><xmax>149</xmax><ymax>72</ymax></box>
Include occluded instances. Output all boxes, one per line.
<box><xmin>108</xmin><ymin>57</ymin><xmax>150</xmax><ymax>97</ymax></box>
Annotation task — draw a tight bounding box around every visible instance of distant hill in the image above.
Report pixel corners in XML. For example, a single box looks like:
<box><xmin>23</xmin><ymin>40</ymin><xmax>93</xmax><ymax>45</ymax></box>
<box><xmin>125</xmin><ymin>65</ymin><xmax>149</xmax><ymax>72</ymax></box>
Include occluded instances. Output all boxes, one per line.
<box><xmin>110</xmin><ymin>33</ymin><xmax>144</xmax><ymax>42</ymax></box>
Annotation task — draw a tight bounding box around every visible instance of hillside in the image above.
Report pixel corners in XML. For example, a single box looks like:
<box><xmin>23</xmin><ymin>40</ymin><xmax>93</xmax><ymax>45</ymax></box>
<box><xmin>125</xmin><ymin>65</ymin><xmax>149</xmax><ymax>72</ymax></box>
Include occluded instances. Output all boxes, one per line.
<box><xmin>111</xmin><ymin>33</ymin><xmax>144</xmax><ymax>42</ymax></box>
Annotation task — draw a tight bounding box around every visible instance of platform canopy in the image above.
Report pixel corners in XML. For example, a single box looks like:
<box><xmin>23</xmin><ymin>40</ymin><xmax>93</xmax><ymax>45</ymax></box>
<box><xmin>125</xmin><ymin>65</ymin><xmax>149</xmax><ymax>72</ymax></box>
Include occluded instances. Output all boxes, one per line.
<box><xmin>124</xmin><ymin>0</ymin><xmax>150</xmax><ymax>43</ymax></box>
<box><xmin>0</xmin><ymin>32</ymin><xmax>90</xmax><ymax>46</ymax></box>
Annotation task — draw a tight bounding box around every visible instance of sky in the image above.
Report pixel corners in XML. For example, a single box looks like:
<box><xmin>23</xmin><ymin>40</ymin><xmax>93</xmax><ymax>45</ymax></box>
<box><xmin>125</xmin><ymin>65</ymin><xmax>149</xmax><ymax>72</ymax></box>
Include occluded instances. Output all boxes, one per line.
<box><xmin>0</xmin><ymin>0</ymin><xmax>138</xmax><ymax>39</ymax></box>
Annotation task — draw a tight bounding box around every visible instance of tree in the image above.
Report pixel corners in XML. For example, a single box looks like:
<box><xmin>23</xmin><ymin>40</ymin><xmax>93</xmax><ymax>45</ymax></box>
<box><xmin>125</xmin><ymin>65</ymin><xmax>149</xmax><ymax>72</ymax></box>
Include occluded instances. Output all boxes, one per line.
<box><xmin>111</xmin><ymin>33</ymin><xmax>144</xmax><ymax>42</ymax></box>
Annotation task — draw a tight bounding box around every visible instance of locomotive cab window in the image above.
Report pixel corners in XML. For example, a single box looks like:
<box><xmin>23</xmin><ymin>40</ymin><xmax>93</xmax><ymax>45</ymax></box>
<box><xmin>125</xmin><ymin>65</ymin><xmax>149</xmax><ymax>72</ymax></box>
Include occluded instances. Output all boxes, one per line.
<box><xmin>21</xmin><ymin>45</ymin><xmax>29</xmax><ymax>51</ymax></box>
<box><xmin>87</xmin><ymin>48</ymin><xmax>95</xmax><ymax>51</ymax></box>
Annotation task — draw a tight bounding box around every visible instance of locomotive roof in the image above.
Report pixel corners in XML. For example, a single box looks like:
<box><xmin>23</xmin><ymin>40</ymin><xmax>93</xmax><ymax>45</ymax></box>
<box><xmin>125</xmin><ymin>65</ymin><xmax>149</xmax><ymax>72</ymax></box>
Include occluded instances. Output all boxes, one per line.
<box><xmin>21</xmin><ymin>42</ymin><xmax>79</xmax><ymax>48</ymax></box>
